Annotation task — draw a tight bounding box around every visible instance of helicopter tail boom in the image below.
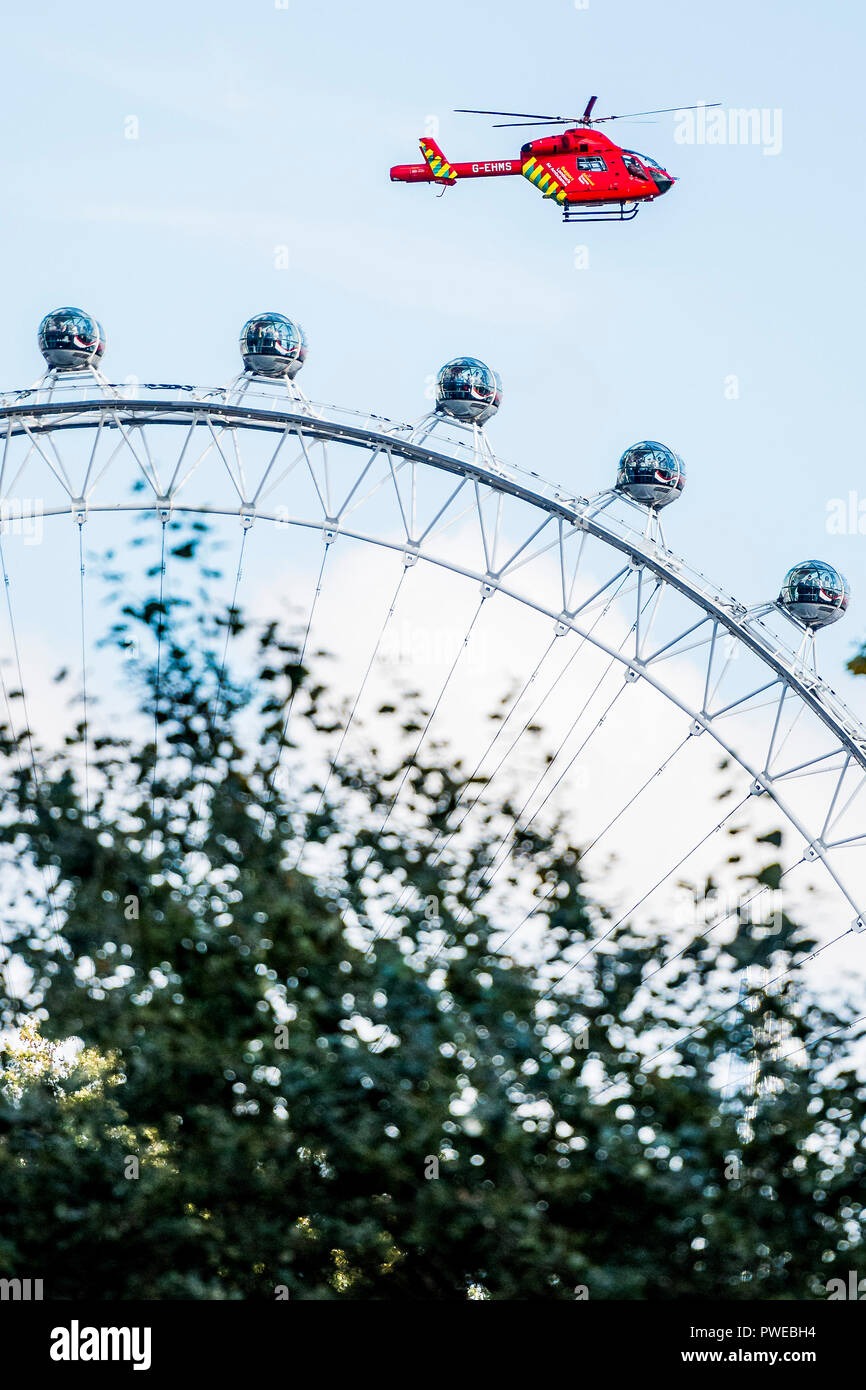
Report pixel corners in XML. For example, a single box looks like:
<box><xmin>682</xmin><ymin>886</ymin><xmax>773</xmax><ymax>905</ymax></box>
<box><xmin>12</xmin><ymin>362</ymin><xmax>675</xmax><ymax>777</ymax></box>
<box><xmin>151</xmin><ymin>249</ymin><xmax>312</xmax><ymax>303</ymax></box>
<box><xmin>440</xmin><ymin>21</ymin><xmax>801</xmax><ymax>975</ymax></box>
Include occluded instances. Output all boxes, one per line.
<box><xmin>390</xmin><ymin>138</ymin><xmax>522</xmax><ymax>184</ymax></box>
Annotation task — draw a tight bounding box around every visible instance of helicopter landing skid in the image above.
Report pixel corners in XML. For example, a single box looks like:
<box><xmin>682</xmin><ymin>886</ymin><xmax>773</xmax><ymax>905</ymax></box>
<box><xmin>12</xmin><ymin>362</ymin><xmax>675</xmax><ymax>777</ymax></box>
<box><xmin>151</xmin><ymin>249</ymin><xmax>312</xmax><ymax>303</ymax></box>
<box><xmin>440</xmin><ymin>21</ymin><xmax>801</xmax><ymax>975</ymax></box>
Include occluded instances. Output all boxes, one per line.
<box><xmin>561</xmin><ymin>201</ymin><xmax>640</xmax><ymax>223</ymax></box>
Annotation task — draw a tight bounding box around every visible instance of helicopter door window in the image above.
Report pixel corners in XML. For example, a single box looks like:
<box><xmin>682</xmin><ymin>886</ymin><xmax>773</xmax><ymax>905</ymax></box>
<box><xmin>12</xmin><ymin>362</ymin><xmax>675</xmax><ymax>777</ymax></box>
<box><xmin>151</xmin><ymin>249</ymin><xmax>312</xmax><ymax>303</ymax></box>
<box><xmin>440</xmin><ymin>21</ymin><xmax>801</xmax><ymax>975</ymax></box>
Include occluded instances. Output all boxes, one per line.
<box><xmin>576</xmin><ymin>156</ymin><xmax>607</xmax><ymax>172</ymax></box>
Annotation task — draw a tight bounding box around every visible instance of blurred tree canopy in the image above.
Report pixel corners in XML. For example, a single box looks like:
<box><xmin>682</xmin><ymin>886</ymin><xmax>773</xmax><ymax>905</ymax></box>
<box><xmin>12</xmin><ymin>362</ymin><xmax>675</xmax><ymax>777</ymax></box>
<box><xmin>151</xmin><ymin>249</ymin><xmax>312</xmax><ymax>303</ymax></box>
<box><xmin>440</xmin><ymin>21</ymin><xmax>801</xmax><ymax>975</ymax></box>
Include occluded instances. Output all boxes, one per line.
<box><xmin>0</xmin><ymin>529</ymin><xmax>864</xmax><ymax>1300</ymax></box>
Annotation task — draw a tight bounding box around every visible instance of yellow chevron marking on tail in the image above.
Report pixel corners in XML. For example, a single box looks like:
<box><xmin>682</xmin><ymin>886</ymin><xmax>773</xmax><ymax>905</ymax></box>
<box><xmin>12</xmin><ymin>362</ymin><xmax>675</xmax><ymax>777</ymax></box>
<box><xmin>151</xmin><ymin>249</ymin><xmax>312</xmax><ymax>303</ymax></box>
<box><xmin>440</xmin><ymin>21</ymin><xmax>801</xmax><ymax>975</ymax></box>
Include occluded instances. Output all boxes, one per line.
<box><xmin>419</xmin><ymin>139</ymin><xmax>457</xmax><ymax>184</ymax></box>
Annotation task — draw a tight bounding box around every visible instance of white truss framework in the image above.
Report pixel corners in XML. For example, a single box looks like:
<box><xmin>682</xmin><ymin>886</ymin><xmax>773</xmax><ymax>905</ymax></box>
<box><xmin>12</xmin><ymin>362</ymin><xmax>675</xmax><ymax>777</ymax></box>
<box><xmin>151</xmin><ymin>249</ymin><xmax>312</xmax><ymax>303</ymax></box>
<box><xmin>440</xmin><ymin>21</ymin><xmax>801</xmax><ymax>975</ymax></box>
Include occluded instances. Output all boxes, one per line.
<box><xmin>1</xmin><ymin>379</ymin><xmax>864</xmax><ymax>931</ymax></box>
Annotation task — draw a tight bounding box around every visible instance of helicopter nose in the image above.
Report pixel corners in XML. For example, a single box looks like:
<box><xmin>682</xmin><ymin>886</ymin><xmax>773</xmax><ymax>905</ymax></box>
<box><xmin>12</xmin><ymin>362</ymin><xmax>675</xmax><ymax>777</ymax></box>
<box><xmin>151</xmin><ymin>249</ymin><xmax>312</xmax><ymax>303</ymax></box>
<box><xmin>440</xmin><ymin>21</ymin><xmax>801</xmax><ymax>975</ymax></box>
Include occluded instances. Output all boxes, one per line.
<box><xmin>652</xmin><ymin>172</ymin><xmax>676</xmax><ymax>195</ymax></box>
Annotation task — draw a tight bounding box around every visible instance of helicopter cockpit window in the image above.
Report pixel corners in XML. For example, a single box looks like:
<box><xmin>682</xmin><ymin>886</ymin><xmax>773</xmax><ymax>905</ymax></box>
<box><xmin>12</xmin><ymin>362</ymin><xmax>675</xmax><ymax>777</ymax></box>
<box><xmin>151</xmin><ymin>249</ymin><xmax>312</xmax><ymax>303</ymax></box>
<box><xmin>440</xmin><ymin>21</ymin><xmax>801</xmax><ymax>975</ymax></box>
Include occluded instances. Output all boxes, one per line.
<box><xmin>623</xmin><ymin>154</ymin><xmax>651</xmax><ymax>179</ymax></box>
<box><xmin>625</xmin><ymin>149</ymin><xmax>667</xmax><ymax>172</ymax></box>
<box><xmin>576</xmin><ymin>156</ymin><xmax>607</xmax><ymax>172</ymax></box>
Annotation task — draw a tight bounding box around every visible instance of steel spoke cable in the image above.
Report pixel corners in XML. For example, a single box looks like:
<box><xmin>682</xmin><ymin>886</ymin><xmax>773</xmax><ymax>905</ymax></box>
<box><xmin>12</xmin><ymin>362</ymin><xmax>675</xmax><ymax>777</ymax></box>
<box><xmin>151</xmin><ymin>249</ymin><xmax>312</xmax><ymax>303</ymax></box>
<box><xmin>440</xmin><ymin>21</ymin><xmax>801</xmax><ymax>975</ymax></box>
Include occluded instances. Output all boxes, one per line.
<box><xmin>0</xmin><ymin>535</ymin><xmax>65</xmax><ymax>951</ymax></box>
<box><xmin>377</xmin><ymin>591</ymin><xmax>489</xmax><ymax>837</ymax></box>
<box><xmin>421</xmin><ymin>676</ymin><xmax>635</xmax><ymax>974</ymax></box>
<box><xmin>367</xmin><ymin>705</ymin><xmax>677</xmax><ymax>1057</ymax></box>
<box><xmin>412</xmin><ymin>584</ymin><xmax>659</xmax><ymax>967</ymax></box>
<box><xmin>482</xmin><ymin>680</ymin><xmax>630</xmax><ymax>898</ymax></box>
<box><xmin>583</xmin><ymin>733</ymin><xmax>694</xmax><ymax>857</ymax></box>
<box><xmin>495</xmin><ymin>730</ymin><xmax>695</xmax><ymax>955</ymax></box>
<box><xmin>77</xmin><ymin>522</ymin><xmax>91</xmax><ymax>821</ymax></box>
<box><xmin>461</xmin><ymin>586</ymin><xmax>661</xmax><ymax>909</ymax></box>
<box><xmin>387</xmin><ymin>618</ymin><xmax>596</xmax><ymax>927</ymax></box>
<box><xmin>385</xmin><ymin>628</ymin><xmax>564</xmax><ymax>923</ymax></box>
<box><xmin>0</xmin><ymin>843</ymin><xmax>22</xmax><ymax>1013</ymax></box>
<box><xmin>538</xmin><ymin>792</ymin><xmax>753</xmax><ymax>1003</ymax></box>
<box><xmin>751</xmin><ymin>1011</ymin><xmax>866</xmax><ymax>1076</ymax></box>
<box><xmin>0</xmin><ymin>632</ymin><xmax>31</xmax><ymax>1012</ymax></box>
<box><xmin>0</xmin><ymin>537</ymin><xmax>46</xmax><ymax>800</ymax></box>
<box><xmin>362</xmin><ymin>592</ymin><xmax>491</xmax><ymax>955</ymax></box>
<box><xmin>420</xmin><ymin>571</ymin><xmax>634</xmax><ymax>882</ymax></box>
<box><xmin>191</xmin><ymin>525</ymin><xmax>249</xmax><ymax>842</ymax></box>
<box><xmin>430</xmin><ymin>631</ymin><xmax>561</xmax><ymax>852</ymax></box>
<box><xmin>635</xmin><ymin>854</ymin><xmax>808</xmax><ymax>995</ymax></box>
<box><xmin>293</xmin><ymin>560</ymin><xmax>412</xmax><ymax>871</ymax></box>
<box><xmin>261</xmin><ymin>537</ymin><xmax>332</xmax><ymax>836</ymax></box>
<box><xmin>0</xmin><ymin>655</ymin><xmax>24</xmax><ymax>1012</ymax></box>
<box><xmin>460</xmin><ymin>576</ymin><xmax>635</xmax><ymax>816</ymax></box>
<box><xmin>542</xmin><ymin>851</ymin><xmax>808</xmax><ymax>1072</ymax></box>
<box><xmin>587</xmin><ymin>919</ymin><xmax>861</xmax><ymax>1101</ymax></box>
<box><xmin>146</xmin><ymin>519</ymin><xmax>168</xmax><ymax>864</ymax></box>
<box><xmin>0</xmin><ymin>650</ymin><xmax>26</xmax><ymax>782</ymax></box>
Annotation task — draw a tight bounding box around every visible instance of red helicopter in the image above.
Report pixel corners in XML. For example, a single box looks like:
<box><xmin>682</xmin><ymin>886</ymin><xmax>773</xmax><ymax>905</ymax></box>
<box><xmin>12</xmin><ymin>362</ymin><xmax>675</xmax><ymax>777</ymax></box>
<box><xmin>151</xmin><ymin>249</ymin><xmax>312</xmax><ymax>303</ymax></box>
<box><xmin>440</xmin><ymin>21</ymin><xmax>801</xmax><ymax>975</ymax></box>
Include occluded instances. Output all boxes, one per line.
<box><xmin>390</xmin><ymin>97</ymin><xmax>719</xmax><ymax>222</ymax></box>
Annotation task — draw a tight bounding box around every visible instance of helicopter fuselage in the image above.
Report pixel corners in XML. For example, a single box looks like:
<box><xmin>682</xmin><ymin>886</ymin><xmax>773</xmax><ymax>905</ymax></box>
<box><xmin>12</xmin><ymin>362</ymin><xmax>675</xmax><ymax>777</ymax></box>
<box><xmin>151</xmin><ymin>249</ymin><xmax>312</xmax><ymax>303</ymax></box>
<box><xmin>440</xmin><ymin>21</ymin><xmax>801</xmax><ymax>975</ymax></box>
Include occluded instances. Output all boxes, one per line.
<box><xmin>391</xmin><ymin>126</ymin><xmax>674</xmax><ymax>217</ymax></box>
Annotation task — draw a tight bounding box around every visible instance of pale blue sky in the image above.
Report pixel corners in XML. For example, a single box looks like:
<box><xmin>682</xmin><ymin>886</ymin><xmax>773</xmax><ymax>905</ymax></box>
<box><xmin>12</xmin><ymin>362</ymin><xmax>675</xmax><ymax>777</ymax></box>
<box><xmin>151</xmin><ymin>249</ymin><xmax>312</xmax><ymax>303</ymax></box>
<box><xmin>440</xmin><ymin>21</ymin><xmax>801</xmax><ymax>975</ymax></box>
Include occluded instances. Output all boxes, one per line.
<box><xmin>1</xmin><ymin>0</ymin><xmax>865</xmax><ymax>700</ymax></box>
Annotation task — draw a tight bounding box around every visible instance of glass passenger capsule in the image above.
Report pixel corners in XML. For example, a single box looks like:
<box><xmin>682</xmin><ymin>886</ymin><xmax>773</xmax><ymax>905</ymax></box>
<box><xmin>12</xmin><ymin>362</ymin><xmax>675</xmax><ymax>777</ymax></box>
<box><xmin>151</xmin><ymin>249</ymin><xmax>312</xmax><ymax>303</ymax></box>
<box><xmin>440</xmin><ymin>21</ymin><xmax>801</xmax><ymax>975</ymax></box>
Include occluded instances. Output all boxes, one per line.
<box><xmin>435</xmin><ymin>357</ymin><xmax>502</xmax><ymax>424</ymax></box>
<box><xmin>38</xmin><ymin>308</ymin><xmax>105</xmax><ymax>370</ymax></box>
<box><xmin>616</xmin><ymin>440</ymin><xmax>685</xmax><ymax>508</ymax></box>
<box><xmin>778</xmin><ymin>560</ymin><xmax>850</xmax><ymax>628</ymax></box>
<box><xmin>240</xmin><ymin>312</ymin><xmax>307</xmax><ymax>378</ymax></box>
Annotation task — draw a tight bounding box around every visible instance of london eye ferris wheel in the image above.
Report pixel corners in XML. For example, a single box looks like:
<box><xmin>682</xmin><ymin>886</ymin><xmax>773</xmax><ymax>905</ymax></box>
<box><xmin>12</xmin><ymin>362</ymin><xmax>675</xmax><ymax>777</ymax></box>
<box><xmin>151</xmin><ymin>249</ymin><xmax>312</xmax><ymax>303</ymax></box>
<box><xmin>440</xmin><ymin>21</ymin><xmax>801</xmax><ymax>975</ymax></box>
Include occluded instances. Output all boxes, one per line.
<box><xmin>1</xmin><ymin>304</ymin><xmax>864</xmax><ymax>1069</ymax></box>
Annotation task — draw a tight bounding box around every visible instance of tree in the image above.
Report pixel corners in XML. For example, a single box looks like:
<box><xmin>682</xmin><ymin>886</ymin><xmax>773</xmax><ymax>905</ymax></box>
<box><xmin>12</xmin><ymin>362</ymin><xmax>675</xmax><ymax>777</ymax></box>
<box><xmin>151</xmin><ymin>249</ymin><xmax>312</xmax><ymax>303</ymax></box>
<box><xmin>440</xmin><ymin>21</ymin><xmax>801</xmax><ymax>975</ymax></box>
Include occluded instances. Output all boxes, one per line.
<box><xmin>0</xmin><ymin>529</ymin><xmax>863</xmax><ymax>1300</ymax></box>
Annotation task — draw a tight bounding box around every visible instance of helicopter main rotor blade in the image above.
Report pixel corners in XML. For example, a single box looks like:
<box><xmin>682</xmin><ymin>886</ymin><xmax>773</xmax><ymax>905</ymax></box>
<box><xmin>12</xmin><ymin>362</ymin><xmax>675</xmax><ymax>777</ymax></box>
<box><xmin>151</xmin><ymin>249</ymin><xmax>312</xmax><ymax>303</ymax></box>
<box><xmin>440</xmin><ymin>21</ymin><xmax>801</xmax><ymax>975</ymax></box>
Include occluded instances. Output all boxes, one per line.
<box><xmin>491</xmin><ymin>120</ymin><xmax>573</xmax><ymax>128</ymax></box>
<box><xmin>491</xmin><ymin>117</ymin><xmax>666</xmax><ymax>129</ymax></box>
<box><xmin>455</xmin><ymin>108</ymin><xmax>581</xmax><ymax>122</ymax></box>
<box><xmin>492</xmin><ymin>116</ymin><xmax>660</xmax><ymax>128</ymax></box>
<box><xmin>457</xmin><ymin>100</ymin><xmax>722</xmax><ymax>129</ymax></box>
<box><xmin>593</xmin><ymin>102</ymin><xmax>722</xmax><ymax>122</ymax></box>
